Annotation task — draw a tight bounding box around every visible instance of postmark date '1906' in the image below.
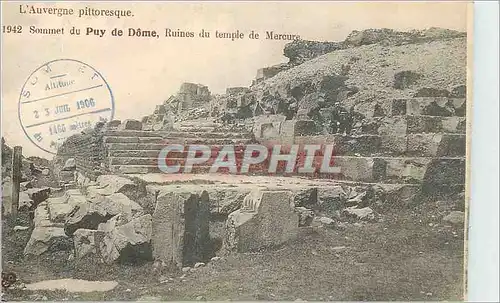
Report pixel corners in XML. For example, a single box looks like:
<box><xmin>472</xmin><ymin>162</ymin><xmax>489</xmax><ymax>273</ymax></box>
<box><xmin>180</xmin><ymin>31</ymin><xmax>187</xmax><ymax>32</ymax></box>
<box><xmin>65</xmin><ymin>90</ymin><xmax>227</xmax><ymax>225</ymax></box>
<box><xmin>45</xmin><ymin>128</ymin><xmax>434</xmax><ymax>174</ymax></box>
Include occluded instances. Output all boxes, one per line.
<box><xmin>18</xmin><ymin>59</ymin><xmax>115</xmax><ymax>154</ymax></box>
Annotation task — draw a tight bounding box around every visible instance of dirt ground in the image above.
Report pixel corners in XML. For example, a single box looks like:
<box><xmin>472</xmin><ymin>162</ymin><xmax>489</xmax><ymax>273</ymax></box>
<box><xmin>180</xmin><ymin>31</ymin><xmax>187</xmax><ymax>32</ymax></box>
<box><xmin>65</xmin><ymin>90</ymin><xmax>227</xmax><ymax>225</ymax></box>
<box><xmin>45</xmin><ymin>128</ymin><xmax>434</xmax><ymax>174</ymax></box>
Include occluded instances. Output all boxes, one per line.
<box><xmin>1</xmin><ymin>199</ymin><xmax>465</xmax><ymax>302</ymax></box>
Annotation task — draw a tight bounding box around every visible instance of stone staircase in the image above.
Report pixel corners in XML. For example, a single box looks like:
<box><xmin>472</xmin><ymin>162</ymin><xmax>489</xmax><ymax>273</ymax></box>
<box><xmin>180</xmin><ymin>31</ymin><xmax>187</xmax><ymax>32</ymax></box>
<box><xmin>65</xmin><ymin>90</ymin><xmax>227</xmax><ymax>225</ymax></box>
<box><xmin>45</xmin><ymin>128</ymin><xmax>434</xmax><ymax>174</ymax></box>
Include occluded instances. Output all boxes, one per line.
<box><xmin>104</xmin><ymin>120</ymin><xmax>255</xmax><ymax>174</ymax></box>
<box><xmin>102</xmin><ymin>96</ymin><xmax>466</xmax><ymax>196</ymax></box>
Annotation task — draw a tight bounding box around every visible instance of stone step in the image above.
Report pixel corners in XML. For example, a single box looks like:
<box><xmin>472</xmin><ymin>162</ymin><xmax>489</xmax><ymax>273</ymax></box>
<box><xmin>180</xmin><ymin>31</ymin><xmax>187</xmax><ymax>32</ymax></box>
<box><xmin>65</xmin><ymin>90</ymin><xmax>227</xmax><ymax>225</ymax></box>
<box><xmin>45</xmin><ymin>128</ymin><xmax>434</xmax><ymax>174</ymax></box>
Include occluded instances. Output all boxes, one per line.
<box><xmin>164</xmin><ymin>131</ymin><xmax>252</xmax><ymax>139</ymax></box>
<box><xmin>355</xmin><ymin>97</ymin><xmax>466</xmax><ymax>119</ymax></box>
<box><xmin>355</xmin><ymin>115</ymin><xmax>466</xmax><ymax>135</ymax></box>
<box><xmin>104</xmin><ymin>130</ymin><xmax>165</xmax><ymax>137</ymax></box>
<box><xmin>109</xmin><ymin>148</ymin><xmax>247</xmax><ymax>158</ymax></box>
<box><xmin>109</xmin><ymin>155</ymin><xmax>465</xmax><ymax>185</ymax></box>
<box><xmin>293</xmin><ymin>133</ymin><xmax>466</xmax><ymax>157</ymax></box>
<box><xmin>160</xmin><ymin>137</ymin><xmax>253</xmax><ymax>145</ymax></box>
<box><xmin>106</xmin><ymin>143</ymin><xmax>165</xmax><ymax>151</ymax></box>
<box><xmin>103</xmin><ymin>136</ymin><xmax>164</xmax><ymax>144</ymax></box>
<box><xmin>178</xmin><ymin>122</ymin><xmax>221</xmax><ymax>127</ymax></box>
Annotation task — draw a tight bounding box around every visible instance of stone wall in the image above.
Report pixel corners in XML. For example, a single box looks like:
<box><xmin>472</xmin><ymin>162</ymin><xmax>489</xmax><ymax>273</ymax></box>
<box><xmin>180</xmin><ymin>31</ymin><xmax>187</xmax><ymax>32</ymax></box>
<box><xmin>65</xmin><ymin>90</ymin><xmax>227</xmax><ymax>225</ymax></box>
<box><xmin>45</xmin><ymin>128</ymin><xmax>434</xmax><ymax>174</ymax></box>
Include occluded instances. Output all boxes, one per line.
<box><xmin>55</xmin><ymin>124</ymin><xmax>108</xmax><ymax>182</ymax></box>
<box><xmin>253</xmin><ymin>117</ymin><xmax>317</xmax><ymax>144</ymax></box>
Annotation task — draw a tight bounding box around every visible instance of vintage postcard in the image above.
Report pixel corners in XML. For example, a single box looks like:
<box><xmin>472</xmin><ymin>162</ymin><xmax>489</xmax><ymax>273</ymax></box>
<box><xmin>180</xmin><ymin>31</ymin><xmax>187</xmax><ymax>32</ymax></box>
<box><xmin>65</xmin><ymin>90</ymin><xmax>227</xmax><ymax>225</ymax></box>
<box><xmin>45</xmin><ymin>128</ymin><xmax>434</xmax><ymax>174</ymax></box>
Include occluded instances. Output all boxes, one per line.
<box><xmin>1</xmin><ymin>1</ymin><xmax>470</xmax><ymax>301</ymax></box>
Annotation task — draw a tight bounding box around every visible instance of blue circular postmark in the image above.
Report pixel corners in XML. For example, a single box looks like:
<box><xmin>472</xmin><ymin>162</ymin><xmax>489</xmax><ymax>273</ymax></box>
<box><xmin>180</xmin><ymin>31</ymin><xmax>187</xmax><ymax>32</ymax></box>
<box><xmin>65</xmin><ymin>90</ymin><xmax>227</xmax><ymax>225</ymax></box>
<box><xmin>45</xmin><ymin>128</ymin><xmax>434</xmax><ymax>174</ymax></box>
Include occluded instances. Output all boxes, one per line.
<box><xmin>18</xmin><ymin>59</ymin><xmax>115</xmax><ymax>154</ymax></box>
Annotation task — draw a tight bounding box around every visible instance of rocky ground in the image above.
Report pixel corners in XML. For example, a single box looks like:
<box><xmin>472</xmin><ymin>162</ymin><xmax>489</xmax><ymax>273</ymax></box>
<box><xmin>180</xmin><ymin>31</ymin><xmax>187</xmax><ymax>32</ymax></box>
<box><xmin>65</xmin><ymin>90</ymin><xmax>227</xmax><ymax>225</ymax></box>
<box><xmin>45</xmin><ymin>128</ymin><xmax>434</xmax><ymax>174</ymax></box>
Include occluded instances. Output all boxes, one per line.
<box><xmin>2</xmin><ymin>198</ymin><xmax>464</xmax><ymax>301</ymax></box>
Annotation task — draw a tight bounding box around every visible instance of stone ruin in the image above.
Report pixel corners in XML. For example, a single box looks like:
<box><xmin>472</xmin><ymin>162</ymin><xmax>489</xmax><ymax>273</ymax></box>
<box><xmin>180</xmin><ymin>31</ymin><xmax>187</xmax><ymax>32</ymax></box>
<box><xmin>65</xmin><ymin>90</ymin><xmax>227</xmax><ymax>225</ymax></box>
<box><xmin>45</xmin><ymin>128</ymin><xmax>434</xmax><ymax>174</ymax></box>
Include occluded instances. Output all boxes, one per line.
<box><xmin>21</xmin><ymin>27</ymin><xmax>466</xmax><ymax>269</ymax></box>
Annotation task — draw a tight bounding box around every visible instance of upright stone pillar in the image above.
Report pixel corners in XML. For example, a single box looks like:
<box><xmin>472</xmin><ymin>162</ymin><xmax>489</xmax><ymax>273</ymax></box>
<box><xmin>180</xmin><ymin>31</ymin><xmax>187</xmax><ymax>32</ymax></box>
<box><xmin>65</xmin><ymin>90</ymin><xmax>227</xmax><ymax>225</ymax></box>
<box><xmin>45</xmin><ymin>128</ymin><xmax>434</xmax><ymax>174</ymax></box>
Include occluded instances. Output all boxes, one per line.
<box><xmin>152</xmin><ymin>191</ymin><xmax>210</xmax><ymax>268</ymax></box>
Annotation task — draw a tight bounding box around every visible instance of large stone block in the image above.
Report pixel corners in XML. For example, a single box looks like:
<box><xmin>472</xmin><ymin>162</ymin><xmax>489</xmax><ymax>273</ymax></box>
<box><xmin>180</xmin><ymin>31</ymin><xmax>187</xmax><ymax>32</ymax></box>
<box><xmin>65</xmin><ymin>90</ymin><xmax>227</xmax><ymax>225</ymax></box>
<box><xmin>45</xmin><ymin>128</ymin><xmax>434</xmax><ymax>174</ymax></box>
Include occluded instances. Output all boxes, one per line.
<box><xmin>407</xmin><ymin>134</ymin><xmax>465</xmax><ymax>157</ymax></box>
<box><xmin>64</xmin><ymin>201</ymin><xmax>111</xmax><ymax>236</ymax></box>
<box><xmin>151</xmin><ymin>191</ymin><xmax>210</xmax><ymax>268</ymax></box>
<box><xmin>332</xmin><ymin>157</ymin><xmax>375</xmax><ymax>182</ymax></box>
<box><xmin>90</xmin><ymin>193</ymin><xmax>144</xmax><ymax>225</ymax></box>
<box><xmin>407</xmin><ymin>116</ymin><xmax>466</xmax><ymax>134</ymax></box>
<box><xmin>74</xmin><ymin>229</ymin><xmax>105</xmax><ymax>260</ymax></box>
<box><xmin>119</xmin><ymin>119</ymin><xmax>143</xmax><ymax>131</ymax></box>
<box><xmin>47</xmin><ymin>198</ymin><xmax>78</xmax><ymax>223</ymax></box>
<box><xmin>24</xmin><ymin>227</ymin><xmax>73</xmax><ymax>256</ymax></box>
<box><xmin>91</xmin><ymin>175</ymin><xmax>144</xmax><ymax>200</ymax></box>
<box><xmin>224</xmin><ymin>190</ymin><xmax>299</xmax><ymax>252</ymax></box>
<box><xmin>98</xmin><ymin>214</ymin><xmax>153</xmax><ymax>264</ymax></box>
<box><xmin>24</xmin><ymin>187</ymin><xmax>51</xmax><ymax>209</ymax></box>
<box><xmin>422</xmin><ymin>158</ymin><xmax>465</xmax><ymax>195</ymax></box>
<box><xmin>384</xmin><ymin>158</ymin><xmax>431</xmax><ymax>183</ymax></box>
<box><xmin>377</xmin><ymin>116</ymin><xmax>407</xmax><ymax>135</ymax></box>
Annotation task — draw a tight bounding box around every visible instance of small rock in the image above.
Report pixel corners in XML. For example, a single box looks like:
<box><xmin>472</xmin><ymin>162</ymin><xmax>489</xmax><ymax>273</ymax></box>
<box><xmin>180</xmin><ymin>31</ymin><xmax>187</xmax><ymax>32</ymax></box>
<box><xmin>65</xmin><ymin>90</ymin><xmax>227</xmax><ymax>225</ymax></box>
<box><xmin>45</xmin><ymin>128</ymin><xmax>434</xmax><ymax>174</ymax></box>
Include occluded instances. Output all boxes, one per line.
<box><xmin>194</xmin><ymin>262</ymin><xmax>205</xmax><ymax>268</ymax></box>
<box><xmin>125</xmin><ymin>289</ymin><xmax>131</xmax><ymax>292</ymax></box>
<box><xmin>182</xmin><ymin>267</ymin><xmax>191</xmax><ymax>272</ymax></box>
<box><xmin>210</xmin><ymin>256</ymin><xmax>221</xmax><ymax>262</ymax></box>
<box><xmin>63</xmin><ymin>158</ymin><xmax>76</xmax><ymax>171</ymax></box>
<box><xmin>42</xmin><ymin>296</ymin><xmax>48</xmax><ymax>301</ymax></box>
<box><xmin>196</xmin><ymin>295</ymin><xmax>205</xmax><ymax>301</ymax></box>
<box><xmin>41</xmin><ymin>168</ymin><xmax>50</xmax><ymax>176</ymax></box>
<box><xmin>318</xmin><ymin>216</ymin><xmax>335</xmax><ymax>225</ymax></box>
<box><xmin>343</xmin><ymin>206</ymin><xmax>375</xmax><ymax>221</ymax></box>
<box><xmin>13</xmin><ymin>225</ymin><xmax>29</xmax><ymax>231</ymax></box>
<box><xmin>20</xmin><ymin>181</ymin><xmax>33</xmax><ymax>191</ymax></box>
<box><xmin>442</xmin><ymin>211</ymin><xmax>465</xmax><ymax>225</ymax></box>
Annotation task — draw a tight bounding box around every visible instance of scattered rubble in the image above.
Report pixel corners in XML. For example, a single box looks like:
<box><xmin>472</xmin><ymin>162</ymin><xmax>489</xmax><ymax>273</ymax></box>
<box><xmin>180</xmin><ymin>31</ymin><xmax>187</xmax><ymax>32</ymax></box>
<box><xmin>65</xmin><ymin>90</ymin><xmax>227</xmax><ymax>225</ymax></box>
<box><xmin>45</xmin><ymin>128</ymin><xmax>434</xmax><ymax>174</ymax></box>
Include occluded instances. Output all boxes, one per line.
<box><xmin>343</xmin><ymin>207</ymin><xmax>376</xmax><ymax>222</ymax></box>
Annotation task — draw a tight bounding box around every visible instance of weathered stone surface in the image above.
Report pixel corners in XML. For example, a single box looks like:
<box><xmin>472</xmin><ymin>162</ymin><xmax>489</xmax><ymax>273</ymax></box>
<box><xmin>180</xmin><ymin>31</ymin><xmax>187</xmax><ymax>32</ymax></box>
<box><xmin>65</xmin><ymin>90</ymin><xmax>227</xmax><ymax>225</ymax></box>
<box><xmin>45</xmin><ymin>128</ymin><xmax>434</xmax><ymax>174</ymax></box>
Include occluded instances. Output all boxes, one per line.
<box><xmin>63</xmin><ymin>158</ymin><xmax>76</xmax><ymax>171</ymax></box>
<box><xmin>20</xmin><ymin>181</ymin><xmax>33</xmax><ymax>191</ymax></box>
<box><xmin>98</xmin><ymin>214</ymin><xmax>153</xmax><ymax>264</ymax></box>
<box><xmin>295</xmin><ymin>207</ymin><xmax>314</xmax><ymax>227</ymax></box>
<box><xmin>48</xmin><ymin>199</ymin><xmax>78</xmax><ymax>223</ymax></box>
<box><xmin>152</xmin><ymin>191</ymin><xmax>210</xmax><ymax>268</ymax></box>
<box><xmin>377</xmin><ymin>184</ymin><xmax>420</xmax><ymax>205</ymax></box>
<box><xmin>107</xmin><ymin>120</ymin><xmax>122</xmax><ymax>128</ymax></box>
<box><xmin>442</xmin><ymin>211</ymin><xmax>465</xmax><ymax>225</ymax></box>
<box><xmin>209</xmin><ymin>189</ymin><xmax>248</xmax><ymax>215</ymax></box>
<box><xmin>91</xmin><ymin>175</ymin><xmax>144</xmax><ymax>200</ymax></box>
<box><xmin>19</xmin><ymin>191</ymin><xmax>34</xmax><ymax>211</ymax></box>
<box><xmin>119</xmin><ymin>119</ymin><xmax>143</xmax><ymax>131</ymax></box>
<box><xmin>64</xmin><ymin>201</ymin><xmax>111</xmax><ymax>236</ymax></box>
<box><xmin>407</xmin><ymin>116</ymin><xmax>466</xmax><ymax>134</ymax></box>
<box><xmin>284</xmin><ymin>39</ymin><xmax>342</xmax><ymax>65</ymax></box>
<box><xmin>73</xmin><ymin>229</ymin><xmax>105</xmax><ymax>259</ymax></box>
<box><xmin>224</xmin><ymin>190</ymin><xmax>299</xmax><ymax>252</ymax></box>
<box><xmin>90</xmin><ymin>193</ymin><xmax>144</xmax><ymax>225</ymax></box>
<box><xmin>34</xmin><ymin>202</ymin><xmax>51</xmax><ymax>227</ymax></box>
<box><xmin>24</xmin><ymin>187</ymin><xmax>51</xmax><ymax>208</ymax></box>
<box><xmin>343</xmin><ymin>206</ymin><xmax>375</xmax><ymax>221</ymax></box>
<box><xmin>384</xmin><ymin>158</ymin><xmax>430</xmax><ymax>183</ymax></box>
<box><xmin>292</xmin><ymin>187</ymin><xmax>318</xmax><ymax>208</ymax></box>
<box><xmin>318</xmin><ymin>185</ymin><xmax>347</xmax><ymax>212</ymax></box>
<box><xmin>407</xmin><ymin>134</ymin><xmax>465</xmax><ymax>157</ymax></box>
<box><xmin>24</xmin><ymin>227</ymin><xmax>73</xmax><ymax>256</ymax></box>
<box><xmin>393</xmin><ymin>70</ymin><xmax>422</xmax><ymax>89</ymax></box>
<box><xmin>333</xmin><ymin>157</ymin><xmax>375</xmax><ymax>182</ymax></box>
<box><xmin>422</xmin><ymin>158</ymin><xmax>465</xmax><ymax>195</ymax></box>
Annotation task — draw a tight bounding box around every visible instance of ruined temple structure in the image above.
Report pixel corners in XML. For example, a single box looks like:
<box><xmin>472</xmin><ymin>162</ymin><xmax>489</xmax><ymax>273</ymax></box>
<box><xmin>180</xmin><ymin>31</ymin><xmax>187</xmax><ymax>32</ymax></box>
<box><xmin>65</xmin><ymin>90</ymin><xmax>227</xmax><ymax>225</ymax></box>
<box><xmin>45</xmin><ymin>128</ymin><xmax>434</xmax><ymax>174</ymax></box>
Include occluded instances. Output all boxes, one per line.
<box><xmin>166</xmin><ymin>82</ymin><xmax>211</xmax><ymax>114</ymax></box>
<box><xmin>45</xmin><ymin>27</ymin><xmax>466</xmax><ymax>267</ymax></box>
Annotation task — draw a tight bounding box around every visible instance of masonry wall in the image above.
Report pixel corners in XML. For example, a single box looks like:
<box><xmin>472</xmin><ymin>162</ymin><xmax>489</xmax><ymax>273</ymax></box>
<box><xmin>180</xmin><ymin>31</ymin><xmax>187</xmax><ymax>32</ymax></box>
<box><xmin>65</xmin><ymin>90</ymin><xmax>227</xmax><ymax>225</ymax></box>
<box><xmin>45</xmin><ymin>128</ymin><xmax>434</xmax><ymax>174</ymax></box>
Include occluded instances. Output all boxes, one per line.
<box><xmin>56</xmin><ymin>127</ymin><xmax>109</xmax><ymax>181</ymax></box>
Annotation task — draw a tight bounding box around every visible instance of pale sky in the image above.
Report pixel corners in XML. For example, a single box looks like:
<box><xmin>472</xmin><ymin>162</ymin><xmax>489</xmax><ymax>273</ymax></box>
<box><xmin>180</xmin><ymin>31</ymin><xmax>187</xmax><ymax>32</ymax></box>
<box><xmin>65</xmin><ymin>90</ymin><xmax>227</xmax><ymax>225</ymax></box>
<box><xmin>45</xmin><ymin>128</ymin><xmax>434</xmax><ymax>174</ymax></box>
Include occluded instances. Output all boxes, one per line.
<box><xmin>1</xmin><ymin>1</ymin><xmax>469</xmax><ymax>157</ymax></box>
